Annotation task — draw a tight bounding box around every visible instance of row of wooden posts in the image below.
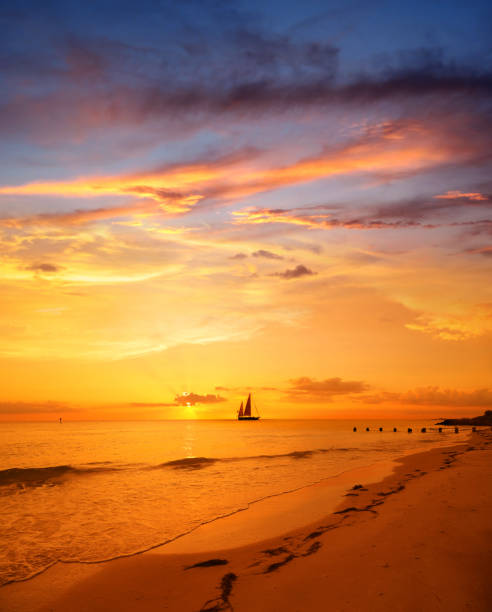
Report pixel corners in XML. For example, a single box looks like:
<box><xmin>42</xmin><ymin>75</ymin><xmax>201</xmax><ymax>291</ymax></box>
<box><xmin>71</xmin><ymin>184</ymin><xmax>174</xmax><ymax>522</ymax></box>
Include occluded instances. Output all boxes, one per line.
<box><xmin>351</xmin><ymin>426</ymin><xmax>474</xmax><ymax>433</ymax></box>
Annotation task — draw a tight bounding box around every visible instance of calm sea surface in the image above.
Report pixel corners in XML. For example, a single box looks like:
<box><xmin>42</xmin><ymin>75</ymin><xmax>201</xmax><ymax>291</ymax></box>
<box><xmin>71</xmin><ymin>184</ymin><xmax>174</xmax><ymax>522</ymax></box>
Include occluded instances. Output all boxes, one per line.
<box><xmin>0</xmin><ymin>419</ymin><xmax>469</xmax><ymax>585</ymax></box>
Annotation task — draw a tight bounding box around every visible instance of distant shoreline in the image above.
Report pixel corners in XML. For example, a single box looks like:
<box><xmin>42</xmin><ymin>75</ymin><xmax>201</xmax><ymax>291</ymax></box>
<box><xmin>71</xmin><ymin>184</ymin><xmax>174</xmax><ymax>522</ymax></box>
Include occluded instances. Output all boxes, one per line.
<box><xmin>436</xmin><ymin>410</ymin><xmax>492</xmax><ymax>426</ymax></box>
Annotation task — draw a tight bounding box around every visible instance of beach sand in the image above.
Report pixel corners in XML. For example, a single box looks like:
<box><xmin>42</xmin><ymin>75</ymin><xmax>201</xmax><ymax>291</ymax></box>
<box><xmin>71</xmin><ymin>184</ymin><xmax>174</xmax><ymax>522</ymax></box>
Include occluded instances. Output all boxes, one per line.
<box><xmin>2</xmin><ymin>430</ymin><xmax>491</xmax><ymax>612</ymax></box>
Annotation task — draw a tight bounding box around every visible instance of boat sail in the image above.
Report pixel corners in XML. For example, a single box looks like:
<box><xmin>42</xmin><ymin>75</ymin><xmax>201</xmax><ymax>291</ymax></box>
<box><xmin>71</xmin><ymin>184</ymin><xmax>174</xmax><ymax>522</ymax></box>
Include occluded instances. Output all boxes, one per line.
<box><xmin>237</xmin><ymin>393</ymin><xmax>260</xmax><ymax>420</ymax></box>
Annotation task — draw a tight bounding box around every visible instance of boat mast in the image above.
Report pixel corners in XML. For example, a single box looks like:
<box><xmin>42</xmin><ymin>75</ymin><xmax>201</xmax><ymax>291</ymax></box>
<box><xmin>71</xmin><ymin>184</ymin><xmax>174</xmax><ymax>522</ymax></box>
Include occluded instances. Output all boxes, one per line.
<box><xmin>244</xmin><ymin>394</ymin><xmax>252</xmax><ymax>417</ymax></box>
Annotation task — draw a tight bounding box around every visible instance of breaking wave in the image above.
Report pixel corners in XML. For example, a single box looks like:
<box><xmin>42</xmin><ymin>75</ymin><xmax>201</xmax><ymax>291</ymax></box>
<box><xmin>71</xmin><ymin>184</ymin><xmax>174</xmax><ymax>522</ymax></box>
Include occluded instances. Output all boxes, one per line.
<box><xmin>159</xmin><ymin>457</ymin><xmax>219</xmax><ymax>470</ymax></box>
<box><xmin>0</xmin><ymin>464</ymin><xmax>120</xmax><ymax>488</ymax></box>
<box><xmin>156</xmin><ymin>447</ymin><xmax>357</xmax><ymax>470</ymax></box>
<box><xmin>1</xmin><ymin>446</ymin><xmax>359</xmax><ymax>485</ymax></box>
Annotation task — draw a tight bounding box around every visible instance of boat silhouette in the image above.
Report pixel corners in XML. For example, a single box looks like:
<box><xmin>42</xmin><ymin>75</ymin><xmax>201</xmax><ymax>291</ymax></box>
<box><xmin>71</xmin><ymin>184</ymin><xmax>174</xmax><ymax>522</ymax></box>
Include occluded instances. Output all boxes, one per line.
<box><xmin>237</xmin><ymin>393</ymin><xmax>260</xmax><ymax>420</ymax></box>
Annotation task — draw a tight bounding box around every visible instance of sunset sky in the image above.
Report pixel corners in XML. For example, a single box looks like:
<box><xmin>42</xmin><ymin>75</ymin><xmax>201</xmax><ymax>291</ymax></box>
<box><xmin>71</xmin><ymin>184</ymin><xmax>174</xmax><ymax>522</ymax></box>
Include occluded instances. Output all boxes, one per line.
<box><xmin>1</xmin><ymin>0</ymin><xmax>491</xmax><ymax>420</ymax></box>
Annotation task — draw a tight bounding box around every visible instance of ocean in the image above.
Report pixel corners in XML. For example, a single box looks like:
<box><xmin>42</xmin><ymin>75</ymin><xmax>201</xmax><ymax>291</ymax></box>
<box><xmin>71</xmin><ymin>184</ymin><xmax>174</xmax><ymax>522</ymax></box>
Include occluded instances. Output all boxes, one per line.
<box><xmin>0</xmin><ymin>419</ymin><xmax>469</xmax><ymax>586</ymax></box>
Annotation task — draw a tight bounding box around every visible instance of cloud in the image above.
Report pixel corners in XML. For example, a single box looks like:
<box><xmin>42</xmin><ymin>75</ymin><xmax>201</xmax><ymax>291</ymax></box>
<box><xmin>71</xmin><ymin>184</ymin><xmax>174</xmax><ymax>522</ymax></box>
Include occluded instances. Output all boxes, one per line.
<box><xmin>25</xmin><ymin>262</ymin><xmax>62</xmax><ymax>273</ymax></box>
<box><xmin>252</xmin><ymin>249</ymin><xmax>283</xmax><ymax>260</ymax></box>
<box><xmin>3</xmin><ymin>118</ymin><xmax>488</xmax><ymax>233</ymax></box>
<box><xmin>6</xmin><ymin>53</ymin><xmax>492</xmax><ymax>141</ymax></box>
<box><xmin>376</xmin><ymin>192</ymin><xmax>491</xmax><ymax>221</ymax></box>
<box><xmin>360</xmin><ymin>387</ymin><xmax>492</xmax><ymax>408</ymax></box>
<box><xmin>434</xmin><ymin>191</ymin><xmax>489</xmax><ymax>202</ymax></box>
<box><xmin>129</xmin><ymin>402</ymin><xmax>177</xmax><ymax>407</ymax></box>
<box><xmin>214</xmin><ymin>385</ymin><xmax>278</xmax><ymax>393</ymax></box>
<box><xmin>270</xmin><ymin>264</ymin><xmax>315</xmax><ymax>279</ymax></box>
<box><xmin>233</xmin><ymin>206</ymin><xmax>432</xmax><ymax>231</ymax></box>
<box><xmin>229</xmin><ymin>253</ymin><xmax>247</xmax><ymax>260</ymax></box>
<box><xmin>287</xmin><ymin>376</ymin><xmax>369</xmax><ymax>401</ymax></box>
<box><xmin>0</xmin><ymin>401</ymin><xmax>77</xmax><ymax>415</ymax></box>
<box><xmin>2</xmin><ymin>5</ymin><xmax>492</xmax><ymax>160</ymax></box>
<box><xmin>232</xmin><ymin>181</ymin><xmax>492</xmax><ymax>234</ymax></box>
<box><xmin>465</xmin><ymin>246</ymin><xmax>492</xmax><ymax>257</ymax></box>
<box><xmin>173</xmin><ymin>392</ymin><xmax>226</xmax><ymax>406</ymax></box>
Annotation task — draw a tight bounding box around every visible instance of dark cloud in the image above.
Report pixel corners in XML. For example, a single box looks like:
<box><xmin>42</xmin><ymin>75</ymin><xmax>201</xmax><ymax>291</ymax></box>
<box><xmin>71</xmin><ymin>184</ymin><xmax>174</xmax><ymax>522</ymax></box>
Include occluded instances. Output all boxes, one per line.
<box><xmin>229</xmin><ymin>253</ymin><xmax>247</xmax><ymax>260</ymax></box>
<box><xmin>25</xmin><ymin>262</ymin><xmax>62</xmax><ymax>273</ymax></box>
<box><xmin>270</xmin><ymin>264</ymin><xmax>315</xmax><ymax>279</ymax></box>
<box><xmin>2</xmin><ymin>6</ymin><xmax>492</xmax><ymax>146</ymax></box>
<box><xmin>252</xmin><ymin>249</ymin><xmax>283</xmax><ymax>260</ymax></box>
<box><xmin>6</xmin><ymin>65</ymin><xmax>487</xmax><ymax>144</ymax></box>
<box><xmin>174</xmin><ymin>392</ymin><xmax>226</xmax><ymax>406</ymax></box>
<box><xmin>141</xmin><ymin>69</ymin><xmax>492</xmax><ymax>117</ymax></box>
<box><xmin>287</xmin><ymin>376</ymin><xmax>369</xmax><ymax>402</ymax></box>
<box><xmin>360</xmin><ymin>387</ymin><xmax>492</xmax><ymax>407</ymax></box>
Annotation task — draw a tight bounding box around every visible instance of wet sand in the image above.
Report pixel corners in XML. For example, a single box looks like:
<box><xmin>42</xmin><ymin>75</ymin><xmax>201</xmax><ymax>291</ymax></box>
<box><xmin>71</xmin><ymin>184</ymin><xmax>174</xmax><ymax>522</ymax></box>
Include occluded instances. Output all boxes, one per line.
<box><xmin>2</xmin><ymin>430</ymin><xmax>491</xmax><ymax>612</ymax></box>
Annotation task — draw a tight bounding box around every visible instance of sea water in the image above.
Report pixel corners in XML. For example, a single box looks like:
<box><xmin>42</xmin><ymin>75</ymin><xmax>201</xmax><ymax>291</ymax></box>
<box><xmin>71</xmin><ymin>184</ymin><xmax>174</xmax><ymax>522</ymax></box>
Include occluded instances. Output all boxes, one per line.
<box><xmin>0</xmin><ymin>419</ymin><xmax>468</xmax><ymax>585</ymax></box>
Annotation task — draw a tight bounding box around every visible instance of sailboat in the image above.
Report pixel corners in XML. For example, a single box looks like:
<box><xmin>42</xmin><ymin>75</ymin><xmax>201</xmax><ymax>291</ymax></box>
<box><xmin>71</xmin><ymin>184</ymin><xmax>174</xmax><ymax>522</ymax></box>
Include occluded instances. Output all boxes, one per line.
<box><xmin>237</xmin><ymin>393</ymin><xmax>260</xmax><ymax>420</ymax></box>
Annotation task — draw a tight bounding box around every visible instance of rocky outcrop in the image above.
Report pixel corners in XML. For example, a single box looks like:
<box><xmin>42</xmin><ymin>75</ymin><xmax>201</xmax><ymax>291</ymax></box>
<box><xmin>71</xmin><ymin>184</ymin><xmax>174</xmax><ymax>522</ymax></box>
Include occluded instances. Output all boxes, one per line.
<box><xmin>436</xmin><ymin>411</ymin><xmax>492</xmax><ymax>426</ymax></box>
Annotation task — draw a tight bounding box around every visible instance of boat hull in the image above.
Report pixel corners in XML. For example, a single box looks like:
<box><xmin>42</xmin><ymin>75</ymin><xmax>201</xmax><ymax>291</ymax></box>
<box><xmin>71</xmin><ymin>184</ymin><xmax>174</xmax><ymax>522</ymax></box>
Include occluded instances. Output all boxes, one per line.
<box><xmin>237</xmin><ymin>416</ymin><xmax>260</xmax><ymax>421</ymax></box>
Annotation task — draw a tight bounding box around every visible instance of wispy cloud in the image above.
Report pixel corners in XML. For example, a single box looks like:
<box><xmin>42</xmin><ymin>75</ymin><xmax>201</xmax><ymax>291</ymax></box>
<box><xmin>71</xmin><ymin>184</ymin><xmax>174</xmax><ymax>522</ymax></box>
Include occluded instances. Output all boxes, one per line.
<box><xmin>286</xmin><ymin>376</ymin><xmax>369</xmax><ymax>402</ymax></box>
<box><xmin>465</xmin><ymin>246</ymin><xmax>492</xmax><ymax>257</ymax></box>
<box><xmin>360</xmin><ymin>387</ymin><xmax>492</xmax><ymax>407</ymax></box>
<box><xmin>0</xmin><ymin>401</ymin><xmax>77</xmax><ymax>415</ymax></box>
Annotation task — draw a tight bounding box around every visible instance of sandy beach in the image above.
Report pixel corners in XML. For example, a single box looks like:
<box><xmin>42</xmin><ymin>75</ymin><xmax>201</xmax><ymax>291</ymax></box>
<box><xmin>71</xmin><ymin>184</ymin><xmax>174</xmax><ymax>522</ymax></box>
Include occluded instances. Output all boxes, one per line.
<box><xmin>2</xmin><ymin>429</ymin><xmax>491</xmax><ymax>612</ymax></box>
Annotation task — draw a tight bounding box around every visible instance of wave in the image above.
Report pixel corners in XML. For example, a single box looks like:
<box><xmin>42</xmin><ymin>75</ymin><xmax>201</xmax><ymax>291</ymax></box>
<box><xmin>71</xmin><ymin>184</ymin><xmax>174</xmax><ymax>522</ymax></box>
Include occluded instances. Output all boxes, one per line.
<box><xmin>1</xmin><ymin>446</ymin><xmax>359</xmax><ymax>485</ymax></box>
<box><xmin>159</xmin><ymin>457</ymin><xmax>218</xmax><ymax>470</ymax></box>
<box><xmin>156</xmin><ymin>447</ymin><xmax>357</xmax><ymax>471</ymax></box>
<box><xmin>0</xmin><ymin>464</ymin><xmax>119</xmax><ymax>488</ymax></box>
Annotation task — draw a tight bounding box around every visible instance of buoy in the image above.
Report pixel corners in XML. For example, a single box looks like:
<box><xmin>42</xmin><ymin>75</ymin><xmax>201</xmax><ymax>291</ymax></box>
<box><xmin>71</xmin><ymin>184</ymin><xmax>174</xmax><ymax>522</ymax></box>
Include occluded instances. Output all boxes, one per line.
<box><xmin>366</xmin><ymin>427</ymin><xmax>370</xmax><ymax>432</ymax></box>
<box><xmin>379</xmin><ymin>427</ymin><xmax>383</xmax><ymax>432</ymax></box>
<box><xmin>393</xmin><ymin>427</ymin><xmax>397</xmax><ymax>432</ymax></box>
<box><xmin>353</xmin><ymin>426</ymin><xmax>357</xmax><ymax>432</ymax></box>
<box><xmin>421</xmin><ymin>427</ymin><xmax>426</xmax><ymax>433</ymax></box>
<box><xmin>408</xmin><ymin>427</ymin><xmax>413</xmax><ymax>433</ymax></box>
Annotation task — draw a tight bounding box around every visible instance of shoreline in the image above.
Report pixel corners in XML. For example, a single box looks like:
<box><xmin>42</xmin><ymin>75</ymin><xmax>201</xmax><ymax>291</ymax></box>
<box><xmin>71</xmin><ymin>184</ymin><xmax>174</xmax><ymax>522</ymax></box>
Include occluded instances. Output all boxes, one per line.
<box><xmin>1</xmin><ymin>429</ymin><xmax>491</xmax><ymax>611</ymax></box>
<box><xmin>1</xmin><ymin>430</ymin><xmax>465</xmax><ymax>585</ymax></box>
<box><xmin>0</xmin><ymin>431</ymin><xmax>467</xmax><ymax>584</ymax></box>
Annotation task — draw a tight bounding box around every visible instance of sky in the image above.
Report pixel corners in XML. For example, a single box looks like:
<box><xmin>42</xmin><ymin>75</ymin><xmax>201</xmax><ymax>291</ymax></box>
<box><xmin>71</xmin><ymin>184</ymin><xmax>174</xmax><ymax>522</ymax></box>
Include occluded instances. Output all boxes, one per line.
<box><xmin>0</xmin><ymin>0</ymin><xmax>491</xmax><ymax>420</ymax></box>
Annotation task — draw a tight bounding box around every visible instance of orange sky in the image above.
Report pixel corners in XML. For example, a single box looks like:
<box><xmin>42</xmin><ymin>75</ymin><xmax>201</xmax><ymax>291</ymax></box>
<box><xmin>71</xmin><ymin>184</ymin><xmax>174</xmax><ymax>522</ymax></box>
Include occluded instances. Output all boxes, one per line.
<box><xmin>1</xmin><ymin>15</ymin><xmax>491</xmax><ymax>421</ymax></box>
<box><xmin>1</xmin><ymin>133</ymin><xmax>490</xmax><ymax>420</ymax></box>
